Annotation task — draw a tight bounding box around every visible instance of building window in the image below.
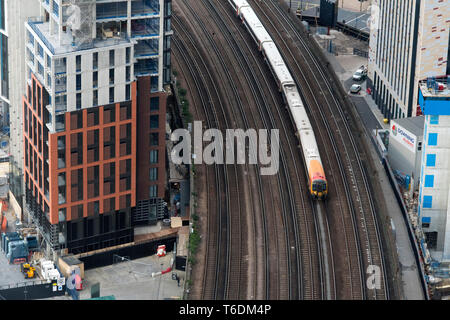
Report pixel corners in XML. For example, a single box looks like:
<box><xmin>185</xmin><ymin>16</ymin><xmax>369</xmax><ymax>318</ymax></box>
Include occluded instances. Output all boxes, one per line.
<box><xmin>126</xmin><ymin>47</ymin><xmax>130</xmax><ymax>64</ymax></box>
<box><xmin>426</xmin><ymin>154</ymin><xmax>436</xmax><ymax>167</ymax></box>
<box><xmin>126</xmin><ymin>84</ymin><xmax>130</xmax><ymax>101</ymax></box>
<box><xmin>422</xmin><ymin>217</ymin><xmax>431</xmax><ymax>228</ymax></box>
<box><xmin>150</xmin><ymin>132</ymin><xmax>159</xmax><ymax>146</ymax></box>
<box><xmin>428</xmin><ymin>133</ymin><xmax>438</xmax><ymax>146</ymax></box>
<box><xmin>150</xmin><ymin>168</ymin><xmax>158</xmax><ymax>181</ymax></box>
<box><xmin>93</xmin><ymin>90</ymin><xmax>98</xmax><ymax>107</ymax></box>
<box><xmin>150</xmin><ymin>150</ymin><xmax>158</xmax><ymax>164</ymax></box>
<box><xmin>109</xmin><ymin>50</ymin><xmax>114</xmax><ymax>67</ymax></box>
<box><xmin>0</xmin><ymin>0</ymin><xmax>4</xmax><ymax>30</ymax></box>
<box><xmin>53</xmin><ymin>0</ymin><xmax>59</xmax><ymax>17</ymax></box>
<box><xmin>126</xmin><ymin>66</ymin><xmax>130</xmax><ymax>82</ymax></box>
<box><xmin>93</xmin><ymin>71</ymin><xmax>98</xmax><ymax>88</ymax></box>
<box><xmin>109</xmin><ymin>69</ymin><xmax>114</xmax><ymax>85</ymax></box>
<box><xmin>430</xmin><ymin>115</ymin><xmax>439</xmax><ymax>125</ymax></box>
<box><xmin>93</xmin><ymin>52</ymin><xmax>98</xmax><ymax>70</ymax></box>
<box><xmin>422</xmin><ymin>195</ymin><xmax>432</xmax><ymax>209</ymax></box>
<box><xmin>150</xmin><ymin>115</ymin><xmax>159</xmax><ymax>129</ymax></box>
<box><xmin>38</xmin><ymin>44</ymin><xmax>44</xmax><ymax>58</ymax></box>
<box><xmin>76</xmin><ymin>74</ymin><xmax>81</xmax><ymax>91</ymax></box>
<box><xmin>151</xmin><ymin>76</ymin><xmax>158</xmax><ymax>92</ymax></box>
<box><xmin>149</xmin><ymin>185</ymin><xmax>158</xmax><ymax>198</ymax></box>
<box><xmin>425</xmin><ymin>231</ymin><xmax>438</xmax><ymax>249</ymax></box>
<box><xmin>150</xmin><ymin>97</ymin><xmax>159</xmax><ymax>111</ymax></box>
<box><xmin>109</xmin><ymin>87</ymin><xmax>114</xmax><ymax>103</ymax></box>
<box><xmin>76</xmin><ymin>55</ymin><xmax>81</xmax><ymax>72</ymax></box>
<box><xmin>76</xmin><ymin>93</ymin><xmax>81</xmax><ymax>109</ymax></box>
<box><xmin>424</xmin><ymin>175</ymin><xmax>434</xmax><ymax>188</ymax></box>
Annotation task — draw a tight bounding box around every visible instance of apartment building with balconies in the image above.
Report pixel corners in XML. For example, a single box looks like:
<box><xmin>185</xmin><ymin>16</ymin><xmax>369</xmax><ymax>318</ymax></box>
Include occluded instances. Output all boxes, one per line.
<box><xmin>20</xmin><ymin>0</ymin><xmax>172</xmax><ymax>255</ymax></box>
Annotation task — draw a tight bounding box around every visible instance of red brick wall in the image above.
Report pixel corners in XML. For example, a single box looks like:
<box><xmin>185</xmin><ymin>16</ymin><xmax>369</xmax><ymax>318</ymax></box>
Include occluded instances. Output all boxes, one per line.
<box><xmin>136</xmin><ymin>76</ymin><xmax>167</xmax><ymax>201</ymax></box>
<box><xmin>23</xmin><ymin>74</ymin><xmax>138</xmax><ymax>224</ymax></box>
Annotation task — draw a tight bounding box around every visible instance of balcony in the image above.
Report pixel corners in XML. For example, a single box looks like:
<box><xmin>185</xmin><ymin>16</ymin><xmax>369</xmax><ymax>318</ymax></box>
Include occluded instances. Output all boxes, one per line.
<box><xmin>28</xmin><ymin>19</ymin><xmax>55</xmax><ymax>55</ymax></box>
<box><xmin>54</xmin><ymin>59</ymin><xmax>66</xmax><ymax>75</ymax></box>
<box><xmin>54</xmin><ymin>77</ymin><xmax>67</xmax><ymax>95</ymax></box>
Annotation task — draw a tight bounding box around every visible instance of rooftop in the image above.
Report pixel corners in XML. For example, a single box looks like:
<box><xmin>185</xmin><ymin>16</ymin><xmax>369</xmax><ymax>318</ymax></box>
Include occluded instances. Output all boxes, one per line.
<box><xmin>419</xmin><ymin>77</ymin><xmax>450</xmax><ymax>98</ymax></box>
<box><xmin>393</xmin><ymin>115</ymin><xmax>424</xmax><ymax>137</ymax></box>
<box><xmin>28</xmin><ymin>20</ymin><xmax>132</xmax><ymax>56</ymax></box>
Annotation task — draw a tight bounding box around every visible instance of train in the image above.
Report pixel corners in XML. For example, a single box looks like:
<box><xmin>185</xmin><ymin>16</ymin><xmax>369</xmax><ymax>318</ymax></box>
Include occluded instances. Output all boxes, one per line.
<box><xmin>228</xmin><ymin>0</ymin><xmax>328</xmax><ymax>199</ymax></box>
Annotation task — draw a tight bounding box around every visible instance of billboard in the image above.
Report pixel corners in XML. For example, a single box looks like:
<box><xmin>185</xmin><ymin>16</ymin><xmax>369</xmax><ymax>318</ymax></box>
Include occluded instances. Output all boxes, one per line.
<box><xmin>390</xmin><ymin>121</ymin><xmax>417</xmax><ymax>153</ymax></box>
<box><xmin>320</xmin><ymin>0</ymin><xmax>339</xmax><ymax>27</ymax></box>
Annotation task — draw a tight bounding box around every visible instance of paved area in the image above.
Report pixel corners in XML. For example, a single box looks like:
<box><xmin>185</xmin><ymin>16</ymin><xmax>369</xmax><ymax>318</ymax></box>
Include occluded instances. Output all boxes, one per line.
<box><xmin>313</xmin><ymin>31</ymin><xmax>425</xmax><ymax>299</ymax></box>
<box><xmin>0</xmin><ymin>249</ymin><xmax>37</xmax><ymax>288</ymax></box>
<box><xmin>0</xmin><ymin>208</ymin><xmax>36</xmax><ymax>289</ymax></box>
<box><xmin>285</xmin><ymin>0</ymin><xmax>372</xmax><ymax>31</ymax></box>
<box><xmin>46</xmin><ymin>254</ymin><xmax>185</xmax><ymax>300</ymax></box>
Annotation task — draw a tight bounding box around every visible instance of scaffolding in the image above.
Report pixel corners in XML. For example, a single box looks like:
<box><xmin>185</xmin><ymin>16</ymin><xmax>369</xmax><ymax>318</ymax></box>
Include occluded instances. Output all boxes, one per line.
<box><xmin>65</xmin><ymin>0</ymin><xmax>95</xmax><ymax>47</ymax></box>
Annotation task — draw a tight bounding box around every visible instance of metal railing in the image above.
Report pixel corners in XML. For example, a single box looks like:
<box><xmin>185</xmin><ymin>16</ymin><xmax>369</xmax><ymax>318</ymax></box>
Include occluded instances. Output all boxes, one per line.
<box><xmin>28</xmin><ymin>19</ymin><xmax>56</xmax><ymax>55</ymax></box>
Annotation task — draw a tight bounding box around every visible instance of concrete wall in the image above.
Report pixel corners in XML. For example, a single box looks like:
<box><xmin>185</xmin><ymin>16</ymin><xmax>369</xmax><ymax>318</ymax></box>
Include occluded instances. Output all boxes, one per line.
<box><xmin>8</xmin><ymin>190</ymin><xmax>22</xmax><ymax>221</ymax></box>
<box><xmin>6</xmin><ymin>0</ymin><xmax>41</xmax><ymax>206</ymax></box>
<box><xmin>419</xmin><ymin>114</ymin><xmax>450</xmax><ymax>261</ymax></box>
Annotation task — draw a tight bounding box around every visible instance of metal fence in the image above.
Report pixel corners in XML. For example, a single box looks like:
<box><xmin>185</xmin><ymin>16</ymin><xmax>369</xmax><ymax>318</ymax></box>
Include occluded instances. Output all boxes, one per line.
<box><xmin>353</xmin><ymin>48</ymin><xmax>369</xmax><ymax>58</ymax></box>
<box><xmin>0</xmin><ymin>279</ymin><xmax>65</xmax><ymax>300</ymax></box>
<box><xmin>78</xmin><ymin>236</ymin><xmax>176</xmax><ymax>270</ymax></box>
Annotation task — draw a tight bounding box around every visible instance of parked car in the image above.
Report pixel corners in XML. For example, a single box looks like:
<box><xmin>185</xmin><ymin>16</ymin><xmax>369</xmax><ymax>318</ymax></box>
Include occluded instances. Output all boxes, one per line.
<box><xmin>350</xmin><ymin>84</ymin><xmax>362</xmax><ymax>94</ymax></box>
<box><xmin>353</xmin><ymin>65</ymin><xmax>367</xmax><ymax>81</ymax></box>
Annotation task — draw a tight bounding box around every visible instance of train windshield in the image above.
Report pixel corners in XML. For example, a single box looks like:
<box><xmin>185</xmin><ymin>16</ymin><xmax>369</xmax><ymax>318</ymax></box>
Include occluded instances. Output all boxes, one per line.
<box><xmin>313</xmin><ymin>180</ymin><xmax>327</xmax><ymax>192</ymax></box>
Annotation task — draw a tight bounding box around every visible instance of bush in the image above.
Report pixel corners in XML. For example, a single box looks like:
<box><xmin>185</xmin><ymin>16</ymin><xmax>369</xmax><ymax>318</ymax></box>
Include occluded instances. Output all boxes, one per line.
<box><xmin>188</xmin><ymin>226</ymin><xmax>201</xmax><ymax>265</ymax></box>
<box><xmin>179</xmin><ymin>88</ymin><xmax>187</xmax><ymax>96</ymax></box>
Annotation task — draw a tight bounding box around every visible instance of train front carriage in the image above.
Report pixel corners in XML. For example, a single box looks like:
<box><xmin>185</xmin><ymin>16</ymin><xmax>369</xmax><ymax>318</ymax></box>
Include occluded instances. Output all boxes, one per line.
<box><xmin>229</xmin><ymin>0</ymin><xmax>250</xmax><ymax>15</ymax></box>
<box><xmin>299</xmin><ymin>130</ymin><xmax>328</xmax><ymax>200</ymax></box>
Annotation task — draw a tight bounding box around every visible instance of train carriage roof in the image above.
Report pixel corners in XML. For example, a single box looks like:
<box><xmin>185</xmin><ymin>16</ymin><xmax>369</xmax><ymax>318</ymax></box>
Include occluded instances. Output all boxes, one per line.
<box><xmin>299</xmin><ymin>130</ymin><xmax>320</xmax><ymax>158</ymax></box>
<box><xmin>240</xmin><ymin>7</ymin><xmax>272</xmax><ymax>44</ymax></box>
<box><xmin>291</xmin><ymin>105</ymin><xmax>313</xmax><ymax>131</ymax></box>
<box><xmin>262</xmin><ymin>42</ymin><xmax>293</xmax><ymax>85</ymax></box>
<box><xmin>283</xmin><ymin>85</ymin><xmax>303</xmax><ymax>108</ymax></box>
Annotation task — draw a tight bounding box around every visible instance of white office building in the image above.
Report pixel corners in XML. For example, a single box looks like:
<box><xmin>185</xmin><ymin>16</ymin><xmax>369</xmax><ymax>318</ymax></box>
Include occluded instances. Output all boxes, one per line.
<box><xmin>368</xmin><ymin>0</ymin><xmax>450</xmax><ymax>119</ymax></box>
<box><xmin>418</xmin><ymin>78</ymin><xmax>450</xmax><ymax>262</ymax></box>
<box><xmin>1</xmin><ymin>0</ymin><xmax>41</xmax><ymax>219</ymax></box>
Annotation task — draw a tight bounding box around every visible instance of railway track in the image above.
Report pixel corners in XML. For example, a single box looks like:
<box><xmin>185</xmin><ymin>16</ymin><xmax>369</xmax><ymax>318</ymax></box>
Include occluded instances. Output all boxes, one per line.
<box><xmin>172</xmin><ymin>35</ymin><xmax>229</xmax><ymax>299</ymax></box>
<box><xmin>203</xmin><ymin>0</ymin><xmax>329</xmax><ymax>299</ymax></box>
<box><xmin>249</xmin><ymin>0</ymin><xmax>390</xmax><ymax>299</ymax></box>
<box><xmin>173</xmin><ymin>0</ymin><xmax>337</xmax><ymax>300</ymax></box>
<box><xmin>173</xmin><ymin>11</ymin><xmax>257</xmax><ymax>300</ymax></box>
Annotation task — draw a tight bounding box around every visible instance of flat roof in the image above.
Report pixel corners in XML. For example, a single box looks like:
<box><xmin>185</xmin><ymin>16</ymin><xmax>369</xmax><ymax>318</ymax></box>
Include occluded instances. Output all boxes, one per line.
<box><xmin>393</xmin><ymin>116</ymin><xmax>424</xmax><ymax>137</ymax></box>
<box><xmin>419</xmin><ymin>80</ymin><xmax>450</xmax><ymax>98</ymax></box>
<box><xmin>28</xmin><ymin>21</ymin><xmax>132</xmax><ymax>56</ymax></box>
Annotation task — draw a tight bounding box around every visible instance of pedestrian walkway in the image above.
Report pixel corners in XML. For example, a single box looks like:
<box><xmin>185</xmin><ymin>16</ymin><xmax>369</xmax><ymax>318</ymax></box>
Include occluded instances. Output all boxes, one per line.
<box><xmin>313</xmin><ymin>34</ymin><xmax>425</xmax><ymax>299</ymax></box>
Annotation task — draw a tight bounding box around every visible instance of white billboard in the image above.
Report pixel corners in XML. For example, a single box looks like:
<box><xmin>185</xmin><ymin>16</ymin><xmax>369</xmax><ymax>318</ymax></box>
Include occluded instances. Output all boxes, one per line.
<box><xmin>390</xmin><ymin>121</ymin><xmax>417</xmax><ymax>153</ymax></box>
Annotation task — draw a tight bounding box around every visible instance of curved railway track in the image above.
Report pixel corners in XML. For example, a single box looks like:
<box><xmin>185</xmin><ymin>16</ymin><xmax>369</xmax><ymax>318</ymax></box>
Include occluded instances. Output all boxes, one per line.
<box><xmin>249</xmin><ymin>0</ymin><xmax>390</xmax><ymax>299</ymax></box>
<box><xmin>173</xmin><ymin>11</ymin><xmax>262</xmax><ymax>300</ymax></box>
<box><xmin>173</xmin><ymin>0</ymin><xmax>334</xmax><ymax>300</ymax></box>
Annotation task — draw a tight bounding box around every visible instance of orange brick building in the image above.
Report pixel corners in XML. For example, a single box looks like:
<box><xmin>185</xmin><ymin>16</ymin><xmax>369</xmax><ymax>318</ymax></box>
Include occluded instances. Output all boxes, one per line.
<box><xmin>23</xmin><ymin>74</ymin><xmax>167</xmax><ymax>253</ymax></box>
